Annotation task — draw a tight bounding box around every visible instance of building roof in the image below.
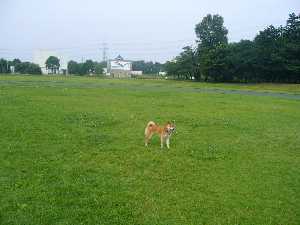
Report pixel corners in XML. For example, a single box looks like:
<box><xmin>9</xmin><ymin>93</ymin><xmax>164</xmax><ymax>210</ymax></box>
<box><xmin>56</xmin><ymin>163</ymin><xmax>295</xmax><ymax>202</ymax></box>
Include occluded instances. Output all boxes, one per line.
<box><xmin>115</xmin><ymin>55</ymin><xmax>124</xmax><ymax>61</ymax></box>
<box><xmin>108</xmin><ymin>55</ymin><xmax>133</xmax><ymax>62</ymax></box>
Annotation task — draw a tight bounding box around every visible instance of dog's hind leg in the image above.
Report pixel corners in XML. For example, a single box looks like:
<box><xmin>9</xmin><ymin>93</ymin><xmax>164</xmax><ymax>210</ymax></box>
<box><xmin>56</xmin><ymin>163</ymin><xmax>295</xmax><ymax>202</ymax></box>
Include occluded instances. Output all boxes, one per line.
<box><xmin>145</xmin><ymin>133</ymin><xmax>153</xmax><ymax>147</ymax></box>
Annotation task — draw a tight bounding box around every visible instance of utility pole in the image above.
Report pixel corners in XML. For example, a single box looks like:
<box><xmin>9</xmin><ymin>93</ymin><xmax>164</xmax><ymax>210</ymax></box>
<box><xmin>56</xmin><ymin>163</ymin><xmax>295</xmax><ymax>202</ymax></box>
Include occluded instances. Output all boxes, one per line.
<box><xmin>102</xmin><ymin>43</ymin><xmax>108</xmax><ymax>62</ymax></box>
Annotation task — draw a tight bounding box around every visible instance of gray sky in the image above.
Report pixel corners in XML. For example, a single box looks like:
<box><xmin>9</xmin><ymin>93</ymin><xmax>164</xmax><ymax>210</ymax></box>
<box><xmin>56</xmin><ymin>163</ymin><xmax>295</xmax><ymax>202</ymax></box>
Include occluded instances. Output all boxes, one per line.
<box><xmin>1</xmin><ymin>0</ymin><xmax>299</xmax><ymax>63</ymax></box>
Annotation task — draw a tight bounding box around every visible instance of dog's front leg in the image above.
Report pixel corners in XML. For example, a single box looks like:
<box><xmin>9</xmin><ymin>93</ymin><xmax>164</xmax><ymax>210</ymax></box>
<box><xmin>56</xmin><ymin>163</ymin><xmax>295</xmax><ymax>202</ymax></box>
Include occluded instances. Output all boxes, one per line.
<box><xmin>160</xmin><ymin>135</ymin><xmax>164</xmax><ymax>149</ymax></box>
<box><xmin>166</xmin><ymin>138</ymin><xmax>170</xmax><ymax>149</ymax></box>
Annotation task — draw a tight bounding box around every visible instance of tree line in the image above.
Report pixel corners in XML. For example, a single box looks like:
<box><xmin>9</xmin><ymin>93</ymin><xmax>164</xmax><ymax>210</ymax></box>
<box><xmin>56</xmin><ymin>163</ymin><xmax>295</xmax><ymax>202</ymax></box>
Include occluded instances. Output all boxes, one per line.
<box><xmin>68</xmin><ymin>59</ymin><xmax>163</xmax><ymax>75</ymax></box>
<box><xmin>165</xmin><ymin>13</ymin><xmax>300</xmax><ymax>83</ymax></box>
<box><xmin>132</xmin><ymin>61</ymin><xmax>163</xmax><ymax>74</ymax></box>
<box><xmin>67</xmin><ymin>60</ymin><xmax>106</xmax><ymax>75</ymax></box>
<box><xmin>0</xmin><ymin>57</ymin><xmax>163</xmax><ymax>76</ymax></box>
<box><xmin>0</xmin><ymin>58</ymin><xmax>41</xmax><ymax>74</ymax></box>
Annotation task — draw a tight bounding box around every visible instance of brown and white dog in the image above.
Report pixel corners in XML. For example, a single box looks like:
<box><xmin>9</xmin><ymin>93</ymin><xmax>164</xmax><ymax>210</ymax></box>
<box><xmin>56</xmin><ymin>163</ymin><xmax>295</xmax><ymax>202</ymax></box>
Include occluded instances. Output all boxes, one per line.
<box><xmin>144</xmin><ymin>121</ymin><xmax>176</xmax><ymax>149</ymax></box>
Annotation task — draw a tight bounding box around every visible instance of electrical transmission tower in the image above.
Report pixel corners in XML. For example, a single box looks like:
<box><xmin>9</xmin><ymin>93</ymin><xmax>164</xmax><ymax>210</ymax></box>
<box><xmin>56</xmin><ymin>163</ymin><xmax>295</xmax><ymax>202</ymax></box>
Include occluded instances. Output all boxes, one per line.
<box><xmin>102</xmin><ymin>43</ymin><xmax>108</xmax><ymax>62</ymax></box>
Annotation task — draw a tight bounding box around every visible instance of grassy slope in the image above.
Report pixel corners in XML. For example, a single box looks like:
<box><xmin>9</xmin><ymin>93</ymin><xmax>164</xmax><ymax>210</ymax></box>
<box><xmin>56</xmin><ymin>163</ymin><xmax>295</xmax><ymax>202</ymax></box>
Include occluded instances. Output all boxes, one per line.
<box><xmin>0</xmin><ymin>75</ymin><xmax>299</xmax><ymax>225</ymax></box>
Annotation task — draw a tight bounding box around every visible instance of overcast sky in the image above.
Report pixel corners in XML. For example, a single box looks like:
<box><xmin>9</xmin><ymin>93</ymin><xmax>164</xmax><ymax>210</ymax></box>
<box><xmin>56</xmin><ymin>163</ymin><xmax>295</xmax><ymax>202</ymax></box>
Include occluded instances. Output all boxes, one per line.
<box><xmin>1</xmin><ymin>0</ymin><xmax>299</xmax><ymax>62</ymax></box>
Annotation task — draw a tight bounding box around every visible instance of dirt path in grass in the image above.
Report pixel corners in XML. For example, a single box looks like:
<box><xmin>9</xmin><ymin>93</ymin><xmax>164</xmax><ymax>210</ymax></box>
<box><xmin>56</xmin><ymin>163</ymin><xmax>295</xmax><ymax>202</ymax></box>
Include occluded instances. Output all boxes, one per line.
<box><xmin>192</xmin><ymin>87</ymin><xmax>300</xmax><ymax>100</ymax></box>
<box><xmin>1</xmin><ymin>79</ymin><xmax>300</xmax><ymax>100</ymax></box>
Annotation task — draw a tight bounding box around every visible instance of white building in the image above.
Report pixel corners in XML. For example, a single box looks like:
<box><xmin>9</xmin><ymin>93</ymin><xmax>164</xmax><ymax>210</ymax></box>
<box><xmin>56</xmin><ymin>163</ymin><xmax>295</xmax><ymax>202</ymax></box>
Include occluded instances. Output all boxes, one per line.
<box><xmin>33</xmin><ymin>50</ymin><xmax>68</xmax><ymax>75</ymax></box>
<box><xmin>107</xmin><ymin>55</ymin><xmax>132</xmax><ymax>78</ymax></box>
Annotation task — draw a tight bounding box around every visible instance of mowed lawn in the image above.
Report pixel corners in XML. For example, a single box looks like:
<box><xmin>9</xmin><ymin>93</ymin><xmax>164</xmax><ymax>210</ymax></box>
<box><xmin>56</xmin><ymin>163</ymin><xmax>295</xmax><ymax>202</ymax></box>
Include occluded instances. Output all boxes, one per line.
<box><xmin>0</xmin><ymin>75</ymin><xmax>299</xmax><ymax>225</ymax></box>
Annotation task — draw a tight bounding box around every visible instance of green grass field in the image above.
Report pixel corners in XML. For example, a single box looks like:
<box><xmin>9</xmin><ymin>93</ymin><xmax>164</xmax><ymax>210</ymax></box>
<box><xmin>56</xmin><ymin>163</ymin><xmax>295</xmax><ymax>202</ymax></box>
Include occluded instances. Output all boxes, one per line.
<box><xmin>0</xmin><ymin>75</ymin><xmax>299</xmax><ymax>225</ymax></box>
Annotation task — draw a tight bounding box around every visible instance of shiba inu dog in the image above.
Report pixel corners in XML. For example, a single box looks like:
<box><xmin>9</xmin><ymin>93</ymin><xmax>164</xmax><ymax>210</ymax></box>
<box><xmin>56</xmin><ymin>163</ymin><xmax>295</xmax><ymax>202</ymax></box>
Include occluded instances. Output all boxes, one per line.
<box><xmin>144</xmin><ymin>121</ymin><xmax>176</xmax><ymax>149</ymax></box>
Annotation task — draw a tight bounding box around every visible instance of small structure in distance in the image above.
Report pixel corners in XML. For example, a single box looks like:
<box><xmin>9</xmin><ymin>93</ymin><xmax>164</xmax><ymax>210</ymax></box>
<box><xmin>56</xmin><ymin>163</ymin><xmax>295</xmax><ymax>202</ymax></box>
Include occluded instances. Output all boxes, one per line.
<box><xmin>107</xmin><ymin>55</ymin><xmax>132</xmax><ymax>78</ymax></box>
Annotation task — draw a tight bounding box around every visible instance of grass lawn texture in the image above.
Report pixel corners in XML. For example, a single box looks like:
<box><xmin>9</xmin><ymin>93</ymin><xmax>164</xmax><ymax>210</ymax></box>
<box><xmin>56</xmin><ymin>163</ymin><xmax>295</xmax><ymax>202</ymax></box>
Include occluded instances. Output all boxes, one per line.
<box><xmin>0</xmin><ymin>75</ymin><xmax>299</xmax><ymax>225</ymax></box>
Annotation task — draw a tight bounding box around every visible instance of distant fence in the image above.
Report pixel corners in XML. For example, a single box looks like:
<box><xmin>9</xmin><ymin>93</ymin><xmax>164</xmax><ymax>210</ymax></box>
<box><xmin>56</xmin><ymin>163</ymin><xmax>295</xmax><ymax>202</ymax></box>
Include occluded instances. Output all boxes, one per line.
<box><xmin>131</xmin><ymin>74</ymin><xmax>164</xmax><ymax>80</ymax></box>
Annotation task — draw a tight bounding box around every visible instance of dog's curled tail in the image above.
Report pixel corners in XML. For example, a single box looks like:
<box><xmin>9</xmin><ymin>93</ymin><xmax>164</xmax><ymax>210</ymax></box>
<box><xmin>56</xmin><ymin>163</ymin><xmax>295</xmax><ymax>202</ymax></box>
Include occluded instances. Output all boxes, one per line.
<box><xmin>145</xmin><ymin>121</ymin><xmax>155</xmax><ymax>135</ymax></box>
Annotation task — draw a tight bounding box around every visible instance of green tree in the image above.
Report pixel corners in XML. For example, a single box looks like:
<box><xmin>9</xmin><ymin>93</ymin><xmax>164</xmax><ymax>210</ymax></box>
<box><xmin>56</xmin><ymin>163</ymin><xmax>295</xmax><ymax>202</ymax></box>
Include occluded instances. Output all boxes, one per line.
<box><xmin>12</xmin><ymin>58</ymin><xmax>21</xmax><ymax>66</ymax></box>
<box><xmin>254</xmin><ymin>25</ymin><xmax>285</xmax><ymax>82</ymax></box>
<box><xmin>285</xmin><ymin>13</ymin><xmax>300</xmax><ymax>41</ymax></box>
<box><xmin>226</xmin><ymin>40</ymin><xmax>257</xmax><ymax>82</ymax></box>
<box><xmin>176</xmin><ymin>46</ymin><xmax>197</xmax><ymax>79</ymax></box>
<box><xmin>164</xmin><ymin>59</ymin><xmax>180</xmax><ymax>78</ymax></box>
<box><xmin>195</xmin><ymin>14</ymin><xmax>229</xmax><ymax>80</ymax></box>
<box><xmin>94</xmin><ymin>62</ymin><xmax>105</xmax><ymax>75</ymax></box>
<box><xmin>45</xmin><ymin>56</ymin><xmax>60</xmax><ymax>74</ymax></box>
<box><xmin>195</xmin><ymin>14</ymin><xmax>228</xmax><ymax>49</ymax></box>
<box><xmin>83</xmin><ymin>60</ymin><xmax>95</xmax><ymax>74</ymax></box>
<box><xmin>164</xmin><ymin>46</ymin><xmax>199</xmax><ymax>80</ymax></box>
<box><xmin>67</xmin><ymin>60</ymin><xmax>80</xmax><ymax>74</ymax></box>
<box><xmin>200</xmin><ymin>44</ymin><xmax>233</xmax><ymax>82</ymax></box>
<box><xmin>282</xmin><ymin>13</ymin><xmax>300</xmax><ymax>82</ymax></box>
<box><xmin>167</xmin><ymin>12</ymin><xmax>299</xmax><ymax>83</ymax></box>
<box><xmin>68</xmin><ymin>59</ymin><xmax>105</xmax><ymax>75</ymax></box>
<box><xmin>15</xmin><ymin>62</ymin><xmax>41</xmax><ymax>74</ymax></box>
<box><xmin>0</xmin><ymin>58</ymin><xmax>9</xmax><ymax>73</ymax></box>
<box><xmin>132</xmin><ymin>61</ymin><xmax>163</xmax><ymax>74</ymax></box>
